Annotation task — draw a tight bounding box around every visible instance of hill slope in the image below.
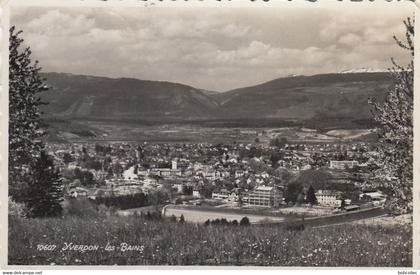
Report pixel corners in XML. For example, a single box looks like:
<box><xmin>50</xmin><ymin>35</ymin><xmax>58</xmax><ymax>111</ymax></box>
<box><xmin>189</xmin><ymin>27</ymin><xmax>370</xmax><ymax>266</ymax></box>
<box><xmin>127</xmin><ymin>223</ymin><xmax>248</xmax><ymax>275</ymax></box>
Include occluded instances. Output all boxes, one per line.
<box><xmin>39</xmin><ymin>72</ymin><xmax>392</xmax><ymax>126</ymax></box>
<box><xmin>40</xmin><ymin>73</ymin><xmax>219</xmax><ymax>120</ymax></box>
<box><xmin>215</xmin><ymin>72</ymin><xmax>392</xmax><ymax>120</ymax></box>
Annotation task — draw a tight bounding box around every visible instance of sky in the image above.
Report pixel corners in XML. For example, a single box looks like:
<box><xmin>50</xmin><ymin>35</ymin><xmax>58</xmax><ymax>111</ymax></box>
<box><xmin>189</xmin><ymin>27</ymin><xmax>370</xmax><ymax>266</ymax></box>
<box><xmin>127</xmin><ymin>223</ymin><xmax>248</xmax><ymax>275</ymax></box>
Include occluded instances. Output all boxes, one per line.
<box><xmin>11</xmin><ymin>4</ymin><xmax>414</xmax><ymax>91</ymax></box>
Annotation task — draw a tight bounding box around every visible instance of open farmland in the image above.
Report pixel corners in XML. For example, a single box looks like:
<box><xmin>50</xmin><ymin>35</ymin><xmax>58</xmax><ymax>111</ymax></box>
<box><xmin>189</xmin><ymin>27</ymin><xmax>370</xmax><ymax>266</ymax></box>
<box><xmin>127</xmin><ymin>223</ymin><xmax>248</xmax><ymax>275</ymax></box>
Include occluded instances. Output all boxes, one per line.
<box><xmin>45</xmin><ymin>118</ymin><xmax>377</xmax><ymax>144</ymax></box>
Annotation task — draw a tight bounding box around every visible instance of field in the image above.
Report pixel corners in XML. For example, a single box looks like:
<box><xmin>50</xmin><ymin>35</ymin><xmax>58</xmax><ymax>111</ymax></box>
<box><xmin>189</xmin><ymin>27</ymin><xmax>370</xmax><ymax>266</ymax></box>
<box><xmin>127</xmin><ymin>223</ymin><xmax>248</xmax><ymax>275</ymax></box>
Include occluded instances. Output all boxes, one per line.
<box><xmin>45</xmin><ymin>118</ymin><xmax>377</xmax><ymax>144</ymax></box>
<box><xmin>8</xmin><ymin>214</ymin><xmax>412</xmax><ymax>266</ymax></box>
<box><xmin>164</xmin><ymin>207</ymin><xmax>285</xmax><ymax>224</ymax></box>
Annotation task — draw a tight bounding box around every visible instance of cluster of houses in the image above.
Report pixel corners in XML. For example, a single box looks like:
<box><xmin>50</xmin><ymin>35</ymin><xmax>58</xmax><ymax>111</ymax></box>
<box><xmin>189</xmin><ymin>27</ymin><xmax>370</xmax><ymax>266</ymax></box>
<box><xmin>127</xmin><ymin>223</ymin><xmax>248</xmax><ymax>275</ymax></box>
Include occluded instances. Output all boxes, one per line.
<box><xmin>210</xmin><ymin>185</ymin><xmax>386</xmax><ymax>209</ymax></box>
<box><xmin>46</xmin><ymin>140</ymin><xmax>384</xmax><ymax>210</ymax></box>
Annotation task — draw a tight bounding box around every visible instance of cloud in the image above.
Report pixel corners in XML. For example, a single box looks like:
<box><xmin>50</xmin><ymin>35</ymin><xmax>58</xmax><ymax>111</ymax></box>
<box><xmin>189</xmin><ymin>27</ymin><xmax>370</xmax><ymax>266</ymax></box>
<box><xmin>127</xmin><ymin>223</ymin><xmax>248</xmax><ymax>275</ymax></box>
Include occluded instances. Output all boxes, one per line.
<box><xmin>338</xmin><ymin>33</ymin><xmax>362</xmax><ymax>47</ymax></box>
<box><xmin>11</xmin><ymin>5</ymin><xmax>413</xmax><ymax>91</ymax></box>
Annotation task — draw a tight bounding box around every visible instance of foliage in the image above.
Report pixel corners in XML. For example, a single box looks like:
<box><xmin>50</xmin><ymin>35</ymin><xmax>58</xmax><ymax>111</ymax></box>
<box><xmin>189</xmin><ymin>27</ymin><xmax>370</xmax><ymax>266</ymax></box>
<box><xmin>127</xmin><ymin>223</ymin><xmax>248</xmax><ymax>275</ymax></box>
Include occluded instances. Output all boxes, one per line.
<box><xmin>63</xmin><ymin>197</ymin><xmax>103</xmax><ymax>218</ymax></box>
<box><xmin>369</xmin><ymin>18</ymin><xmax>414</xmax><ymax>214</ymax></box>
<box><xmin>24</xmin><ymin>151</ymin><xmax>63</xmax><ymax>218</ymax></box>
<box><xmin>182</xmin><ymin>185</ymin><xmax>193</xmax><ymax>196</ymax></box>
<box><xmin>284</xmin><ymin>182</ymin><xmax>303</xmax><ymax>204</ymax></box>
<box><xmin>8</xmin><ymin>196</ymin><xmax>26</xmax><ymax>217</ymax></box>
<box><xmin>204</xmin><ymin>218</ymin><xmax>240</xmax><ymax>226</ymax></box>
<box><xmin>62</xmin><ymin>152</ymin><xmax>74</xmax><ymax>165</ymax></box>
<box><xmin>296</xmin><ymin>169</ymin><xmax>332</xmax><ymax>190</ymax></box>
<box><xmin>270</xmin><ymin>137</ymin><xmax>288</xmax><ymax>148</ymax></box>
<box><xmin>239</xmin><ymin>216</ymin><xmax>250</xmax><ymax>226</ymax></box>
<box><xmin>306</xmin><ymin>186</ymin><xmax>317</xmax><ymax>205</ymax></box>
<box><xmin>92</xmin><ymin>192</ymin><xmax>149</xmax><ymax>210</ymax></box>
<box><xmin>72</xmin><ymin>168</ymin><xmax>96</xmax><ymax>186</ymax></box>
<box><xmin>8</xmin><ymin>26</ymin><xmax>48</xmax><ymax>201</ymax></box>
<box><xmin>8</xmin><ymin>215</ymin><xmax>412</xmax><ymax>266</ymax></box>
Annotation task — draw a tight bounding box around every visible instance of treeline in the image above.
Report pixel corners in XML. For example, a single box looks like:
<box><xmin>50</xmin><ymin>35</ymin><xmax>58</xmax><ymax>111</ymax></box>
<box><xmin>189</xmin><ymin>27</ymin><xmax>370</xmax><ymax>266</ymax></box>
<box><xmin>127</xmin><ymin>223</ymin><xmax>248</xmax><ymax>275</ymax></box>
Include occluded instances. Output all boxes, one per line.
<box><xmin>204</xmin><ymin>216</ymin><xmax>250</xmax><ymax>226</ymax></box>
<box><xmin>91</xmin><ymin>193</ymin><xmax>149</xmax><ymax>210</ymax></box>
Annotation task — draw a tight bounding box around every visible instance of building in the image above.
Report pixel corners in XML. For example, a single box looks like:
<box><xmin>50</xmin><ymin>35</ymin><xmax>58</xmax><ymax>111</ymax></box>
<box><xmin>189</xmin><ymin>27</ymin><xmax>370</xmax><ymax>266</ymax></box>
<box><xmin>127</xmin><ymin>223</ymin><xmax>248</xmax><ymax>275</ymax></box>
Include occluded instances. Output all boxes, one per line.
<box><xmin>329</xmin><ymin>160</ymin><xmax>359</xmax><ymax>170</ymax></box>
<box><xmin>212</xmin><ymin>189</ymin><xmax>238</xmax><ymax>202</ymax></box>
<box><xmin>123</xmin><ymin>166</ymin><xmax>138</xmax><ymax>180</ymax></box>
<box><xmin>192</xmin><ymin>189</ymin><xmax>201</xmax><ymax>198</ymax></box>
<box><xmin>360</xmin><ymin>191</ymin><xmax>386</xmax><ymax>205</ymax></box>
<box><xmin>315</xmin><ymin>190</ymin><xmax>342</xmax><ymax>206</ymax></box>
<box><xmin>150</xmin><ymin>168</ymin><xmax>182</xmax><ymax>177</ymax></box>
<box><xmin>171</xmin><ymin>159</ymin><xmax>178</xmax><ymax>170</ymax></box>
<box><xmin>243</xmin><ymin>186</ymin><xmax>281</xmax><ymax>207</ymax></box>
<box><xmin>235</xmin><ymin>170</ymin><xmax>245</xmax><ymax>178</ymax></box>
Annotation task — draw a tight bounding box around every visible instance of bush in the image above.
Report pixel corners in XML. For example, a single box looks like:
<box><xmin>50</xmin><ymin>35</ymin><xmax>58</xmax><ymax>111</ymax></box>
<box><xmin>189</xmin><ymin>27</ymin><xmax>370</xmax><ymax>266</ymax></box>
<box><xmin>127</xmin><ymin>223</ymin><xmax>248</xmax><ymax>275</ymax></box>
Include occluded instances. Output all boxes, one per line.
<box><xmin>8</xmin><ymin>197</ymin><xmax>26</xmax><ymax>217</ymax></box>
<box><xmin>239</xmin><ymin>216</ymin><xmax>250</xmax><ymax>226</ymax></box>
<box><xmin>62</xmin><ymin>198</ymin><xmax>100</xmax><ymax>218</ymax></box>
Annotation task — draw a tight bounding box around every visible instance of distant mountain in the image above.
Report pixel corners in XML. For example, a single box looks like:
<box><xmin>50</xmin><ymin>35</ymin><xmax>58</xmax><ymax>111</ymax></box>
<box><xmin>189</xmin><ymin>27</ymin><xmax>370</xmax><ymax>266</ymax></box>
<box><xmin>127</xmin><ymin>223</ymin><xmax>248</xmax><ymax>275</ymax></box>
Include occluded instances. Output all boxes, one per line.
<box><xmin>39</xmin><ymin>72</ymin><xmax>393</xmax><ymax>127</ymax></box>
<box><xmin>339</xmin><ymin>68</ymin><xmax>388</xmax><ymax>74</ymax></box>
<box><xmin>214</xmin><ymin>72</ymin><xmax>392</xmax><ymax>122</ymax></box>
<box><xmin>40</xmin><ymin>73</ymin><xmax>219</xmax><ymax>120</ymax></box>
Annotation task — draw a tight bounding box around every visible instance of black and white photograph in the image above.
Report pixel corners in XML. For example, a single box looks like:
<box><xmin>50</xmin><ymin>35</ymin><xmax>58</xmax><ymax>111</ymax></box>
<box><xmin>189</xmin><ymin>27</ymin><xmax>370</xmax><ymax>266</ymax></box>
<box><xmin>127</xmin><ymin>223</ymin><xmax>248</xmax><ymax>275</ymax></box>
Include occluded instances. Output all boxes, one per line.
<box><xmin>2</xmin><ymin>0</ymin><xmax>417</xmax><ymax>269</ymax></box>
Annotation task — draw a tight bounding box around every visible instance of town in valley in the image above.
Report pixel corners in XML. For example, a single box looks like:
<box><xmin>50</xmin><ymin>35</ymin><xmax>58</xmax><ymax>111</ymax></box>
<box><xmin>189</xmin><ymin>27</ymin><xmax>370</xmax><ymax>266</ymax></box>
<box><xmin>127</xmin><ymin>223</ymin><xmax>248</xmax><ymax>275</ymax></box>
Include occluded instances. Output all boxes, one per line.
<box><xmin>46</xmin><ymin>126</ymin><xmax>386</xmax><ymax>224</ymax></box>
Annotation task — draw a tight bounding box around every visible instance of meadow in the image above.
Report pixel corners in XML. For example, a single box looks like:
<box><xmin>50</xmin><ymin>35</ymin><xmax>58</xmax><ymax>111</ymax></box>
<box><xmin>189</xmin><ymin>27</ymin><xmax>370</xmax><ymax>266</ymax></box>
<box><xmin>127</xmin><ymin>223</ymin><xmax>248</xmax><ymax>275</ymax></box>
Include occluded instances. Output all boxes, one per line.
<box><xmin>8</xmin><ymin>214</ymin><xmax>412</xmax><ymax>266</ymax></box>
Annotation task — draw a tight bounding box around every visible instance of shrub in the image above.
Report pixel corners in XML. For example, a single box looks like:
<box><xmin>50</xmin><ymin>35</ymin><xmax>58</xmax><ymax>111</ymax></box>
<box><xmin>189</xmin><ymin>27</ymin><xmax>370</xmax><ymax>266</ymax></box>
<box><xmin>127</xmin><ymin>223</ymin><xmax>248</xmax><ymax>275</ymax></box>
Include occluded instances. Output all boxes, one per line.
<box><xmin>62</xmin><ymin>197</ymin><xmax>99</xmax><ymax>218</ymax></box>
<box><xmin>239</xmin><ymin>216</ymin><xmax>250</xmax><ymax>226</ymax></box>
<box><xmin>8</xmin><ymin>197</ymin><xmax>26</xmax><ymax>217</ymax></box>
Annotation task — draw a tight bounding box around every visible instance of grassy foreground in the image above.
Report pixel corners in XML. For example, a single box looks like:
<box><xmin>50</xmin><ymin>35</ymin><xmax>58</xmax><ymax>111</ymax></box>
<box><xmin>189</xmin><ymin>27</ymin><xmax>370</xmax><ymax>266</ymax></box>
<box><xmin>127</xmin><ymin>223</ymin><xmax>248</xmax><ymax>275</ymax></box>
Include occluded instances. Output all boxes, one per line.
<box><xmin>8</xmin><ymin>214</ymin><xmax>412</xmax><ymax>266</ymax></box>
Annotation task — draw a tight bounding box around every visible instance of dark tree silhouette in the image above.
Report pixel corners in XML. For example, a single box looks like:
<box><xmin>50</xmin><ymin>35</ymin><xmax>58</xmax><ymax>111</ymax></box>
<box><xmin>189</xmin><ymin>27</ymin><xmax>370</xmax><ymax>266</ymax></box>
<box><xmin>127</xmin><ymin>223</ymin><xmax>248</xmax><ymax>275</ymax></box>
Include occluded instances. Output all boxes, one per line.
<box><xmin>239</xmin><ymin>216</ymin><xmax>250</xmax><ymax>226</ymax></box>
<box><xmin>284</xmin><ymin>182</ymin><xmax>303</xmax><ymax>204</ymax></box>
<box><xmin>24</xmin><ymin>151</ymin><xmax>63</xmax><ymax>218</ymax></box>
<box><xmin>306</xmin><ymin>185</ymin><xmax>317</xmax><ymax>205</ymax></box>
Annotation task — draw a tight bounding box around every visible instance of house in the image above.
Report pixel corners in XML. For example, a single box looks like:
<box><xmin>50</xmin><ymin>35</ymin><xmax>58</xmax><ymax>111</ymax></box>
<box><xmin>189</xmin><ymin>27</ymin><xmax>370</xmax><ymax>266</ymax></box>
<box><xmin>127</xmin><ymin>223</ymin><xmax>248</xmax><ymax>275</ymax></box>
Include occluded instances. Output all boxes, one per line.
<box><xmin>360</xmin><ymin>191</ymin><xmax>386</xmax><ymax>205</ymax></box>
<box><xmin>192</xmin><ymin>189</ymin><xmax>201</xmax><ymax>198</ymax></box>
<box><xmin>329</xmin><ymin>160</ymin><xmax>359</xmax><ymax>170</ymax></box>
<box><xmin>315</xmin><ymin>190</ymin><xmax>342</xmax><ymax>206</ymax></box>
<box><xmin>242</xmin><ymin>186</ymin><xmax>282</xmax><ymax>207</ymax></box>
<box><xmin>150</xmin><ymin>168</ymin><xmax>182</xmax><ymax>177</ymax></box>
<box><xmin>212</xmin><ymin>189</ymin><xmax>229</xmax><ymax>200</ymax></box>
<box><xmin>235</xmin><ymin>170</ymin><xmax>245</xmax><ymax>178</ymax></box>
<box><xmin>360</xmin><ymin>191</ymin><xmax>386</xmax><ymax>201</ymax></box>
<box><xmin>123</xmin><ymin>166</ymin><xmax>138</xmax><ymax>180</ymax></box>
<box><xmin>68</xmin><ymin>186</ymin><xmax>89</xmax><ymax>198</ymax></box>
<box><xmin>212</xmin><ymin>189</ymin><xmax>239</xmax><ymax>202</ymax></box>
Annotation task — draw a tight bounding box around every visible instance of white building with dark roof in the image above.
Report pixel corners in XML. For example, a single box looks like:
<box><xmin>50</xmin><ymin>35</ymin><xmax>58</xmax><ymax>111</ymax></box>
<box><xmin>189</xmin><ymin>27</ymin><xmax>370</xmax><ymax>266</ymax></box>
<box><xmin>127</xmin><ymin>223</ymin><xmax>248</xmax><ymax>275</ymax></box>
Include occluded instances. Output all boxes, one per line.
<box><xmin>243</xmin><ymin>186</ymin><xmax>282</xmax><ymax>207</ymax></box>
<box><xmin>315</xmin><ymin>190</ymin><xmax>342</xmax><ymax>206</ymax></box>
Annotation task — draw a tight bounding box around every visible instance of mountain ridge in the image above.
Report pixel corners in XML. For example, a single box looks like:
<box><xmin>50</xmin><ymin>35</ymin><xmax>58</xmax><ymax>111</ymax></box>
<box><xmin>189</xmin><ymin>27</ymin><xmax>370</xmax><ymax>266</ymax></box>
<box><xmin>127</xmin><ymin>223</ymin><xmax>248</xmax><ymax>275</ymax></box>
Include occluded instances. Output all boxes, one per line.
<box><xmin>39</xmin><ymin>71</ymin><xmax>392</xmax><ymax>126</ymax></box>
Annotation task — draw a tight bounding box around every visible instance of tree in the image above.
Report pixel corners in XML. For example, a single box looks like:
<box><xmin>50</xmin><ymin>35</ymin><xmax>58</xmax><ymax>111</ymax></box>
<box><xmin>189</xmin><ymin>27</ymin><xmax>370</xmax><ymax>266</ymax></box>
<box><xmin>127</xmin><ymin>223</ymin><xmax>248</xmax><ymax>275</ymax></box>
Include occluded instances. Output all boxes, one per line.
<box><xmin>9</xmin><ymin>27</ymin><xmax>48</xmax><ymax>201</ymax></box>
<box><xmin>296</xmin><ymin>169</ymin><xmax>331</xmax><ymax>190</ymax></box>
<box><xmin>239</xmin><ymin>216</ymin><xmax>250</xmax><ymax>226</ymax></box>
<box><xmin>284</xmin><ymin>182</ymin><xmax>303</xmax><ymax>204</ymax></box>
<box><xmin>369</xmin><ymin>18</ymin><xmax>414</xmax><ymax>214</ymax></box>
<box><xmin>270</xmin><ymin>152</ymin><xmax>284</xmax><ymax>168</ymax></box>
<box><xmin>63</xmin><ymin>152</ymin><xmax>74</xmax><ymax>165</ymax></box>
<box><xmin>24</xmin><ymin>151</ymin><xmax>63</xmax><ymax>217</ymax></box>
<box><xmin>296</xmin><ymin>192</ymin><xmax>305</xmax><ymax>206</ymax></box>
<box><xmin>181</xmin><ymin>185</ymin><xmax>193</xmax><ymax>196</ymax></box>
<box><xmin>270</xmin><ymin>137</ymin><xmax>288</xmax><ymax>148</ymax></box>
<box><xmin>306</xmin><ymin>185</ymin><xmax>317</xmax><ymax>205</ymax></box>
